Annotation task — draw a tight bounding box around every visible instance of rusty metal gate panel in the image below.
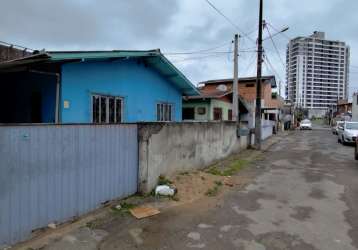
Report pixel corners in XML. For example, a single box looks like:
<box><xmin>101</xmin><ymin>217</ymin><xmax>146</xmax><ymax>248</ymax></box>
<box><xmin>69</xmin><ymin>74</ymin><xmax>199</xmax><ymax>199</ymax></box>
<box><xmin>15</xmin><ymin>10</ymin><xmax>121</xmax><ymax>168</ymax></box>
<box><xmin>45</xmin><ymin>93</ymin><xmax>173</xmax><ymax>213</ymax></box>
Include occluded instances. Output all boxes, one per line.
<box><xmin>0</xmin><ymin>124</ymin><xmax>138</xmax><ymax>246</ymax></box>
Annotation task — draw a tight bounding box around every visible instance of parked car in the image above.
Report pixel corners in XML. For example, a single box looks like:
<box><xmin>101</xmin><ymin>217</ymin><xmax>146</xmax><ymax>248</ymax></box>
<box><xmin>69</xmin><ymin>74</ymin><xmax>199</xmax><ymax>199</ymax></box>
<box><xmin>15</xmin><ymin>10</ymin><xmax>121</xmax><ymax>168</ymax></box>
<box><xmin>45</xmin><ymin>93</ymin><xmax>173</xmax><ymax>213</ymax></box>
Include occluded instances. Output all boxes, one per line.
<box><xmin>337</xmin><ymin>121</ymin><xmax>358</xmax><ymax>145</ymax></box>
<box><xmin>299</xmin><ymin>119</ymin><xmax>312</xmax><ymax>130</ymax></box>
<box><xmin>332</xmin><ymin>121</ymin><xmax>345</xmax><ymax>135</ymax></box>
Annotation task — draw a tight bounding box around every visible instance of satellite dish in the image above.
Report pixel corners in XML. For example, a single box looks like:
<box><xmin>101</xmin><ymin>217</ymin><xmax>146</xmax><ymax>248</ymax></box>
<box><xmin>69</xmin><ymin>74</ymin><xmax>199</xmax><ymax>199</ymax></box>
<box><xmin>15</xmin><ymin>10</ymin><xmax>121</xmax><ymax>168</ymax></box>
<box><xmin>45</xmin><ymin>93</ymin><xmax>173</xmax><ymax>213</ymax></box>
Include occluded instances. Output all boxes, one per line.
<box><xmin>216</xmin><ymin>84</ymin><xmax>228</xmax><ymax>92</ymax></box>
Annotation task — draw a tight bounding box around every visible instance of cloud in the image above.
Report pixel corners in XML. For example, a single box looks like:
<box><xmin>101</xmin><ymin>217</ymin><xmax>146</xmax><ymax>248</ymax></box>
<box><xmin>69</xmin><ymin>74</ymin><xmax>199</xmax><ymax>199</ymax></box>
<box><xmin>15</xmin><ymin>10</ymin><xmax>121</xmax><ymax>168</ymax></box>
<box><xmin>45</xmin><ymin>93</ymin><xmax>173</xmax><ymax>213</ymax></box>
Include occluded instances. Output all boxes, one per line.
<box><xmin>0</xmin><ymin>0</ymin><xmax>357</xmax><ymax>96</ymax></box>
<box><xmin>0</xmin><ymin>0</ymin><xmax>179</xmax><ymax>49</ymax></box>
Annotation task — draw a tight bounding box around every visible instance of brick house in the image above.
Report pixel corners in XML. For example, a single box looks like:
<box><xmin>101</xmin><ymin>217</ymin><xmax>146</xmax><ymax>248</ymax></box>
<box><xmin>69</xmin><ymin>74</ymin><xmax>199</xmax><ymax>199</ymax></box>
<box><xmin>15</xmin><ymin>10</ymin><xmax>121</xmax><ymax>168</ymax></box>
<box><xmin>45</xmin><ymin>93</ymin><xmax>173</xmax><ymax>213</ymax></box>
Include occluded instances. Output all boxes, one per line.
<box><xmin>337</xmin><ymin>99</ymin><xmax>352</xmax><ymax>115</ymax></box>
<box><xmin>196</xmin><ymin>76</ymin><xmax>281</xmax><ymax>128</ymax></box>
<box><xmin>0</xmin><ymin>42</ymin><xmax>31</xmax><ymax>62</ymax></box>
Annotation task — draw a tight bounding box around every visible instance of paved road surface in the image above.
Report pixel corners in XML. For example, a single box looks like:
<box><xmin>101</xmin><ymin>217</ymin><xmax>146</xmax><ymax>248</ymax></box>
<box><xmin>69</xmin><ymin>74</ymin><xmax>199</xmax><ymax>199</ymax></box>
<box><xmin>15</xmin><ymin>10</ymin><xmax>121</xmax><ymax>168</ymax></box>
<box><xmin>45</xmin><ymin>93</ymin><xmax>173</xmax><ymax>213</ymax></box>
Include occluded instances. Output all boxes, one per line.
<box><xmin>46</xmin><ymin>127</ymin><xmax>358</xmax><ymax>250</ymax></box>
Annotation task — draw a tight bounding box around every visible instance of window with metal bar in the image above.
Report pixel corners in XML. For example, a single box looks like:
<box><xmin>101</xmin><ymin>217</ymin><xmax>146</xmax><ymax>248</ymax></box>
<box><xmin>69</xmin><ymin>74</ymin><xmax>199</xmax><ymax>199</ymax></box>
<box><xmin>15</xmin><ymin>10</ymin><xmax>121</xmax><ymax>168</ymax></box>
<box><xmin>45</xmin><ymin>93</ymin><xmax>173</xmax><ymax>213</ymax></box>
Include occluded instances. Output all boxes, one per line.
<box><xmin>156</xmin><ymin>103</ymin><xmax>173</xmax><ymax>121</ymax></box>
<box><xmin>92</xmin><ymin>94</ymin><xmax>123</xmax><ymax>123</ymax></box>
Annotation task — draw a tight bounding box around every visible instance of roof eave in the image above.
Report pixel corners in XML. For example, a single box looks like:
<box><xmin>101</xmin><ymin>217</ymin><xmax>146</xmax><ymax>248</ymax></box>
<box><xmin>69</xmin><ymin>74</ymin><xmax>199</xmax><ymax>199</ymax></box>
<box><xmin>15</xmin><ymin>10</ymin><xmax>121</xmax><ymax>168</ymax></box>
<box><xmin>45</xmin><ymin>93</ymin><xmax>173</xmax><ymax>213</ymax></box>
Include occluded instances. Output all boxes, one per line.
<box><xmin>157</xmin><ymin>53</ymin><xmax>200</xmax><ymax>96</ymax></box>
<box><xmin>0</xmin><ymin>50</ymin><xmax>200</xmax><ymax>96</ymax></box>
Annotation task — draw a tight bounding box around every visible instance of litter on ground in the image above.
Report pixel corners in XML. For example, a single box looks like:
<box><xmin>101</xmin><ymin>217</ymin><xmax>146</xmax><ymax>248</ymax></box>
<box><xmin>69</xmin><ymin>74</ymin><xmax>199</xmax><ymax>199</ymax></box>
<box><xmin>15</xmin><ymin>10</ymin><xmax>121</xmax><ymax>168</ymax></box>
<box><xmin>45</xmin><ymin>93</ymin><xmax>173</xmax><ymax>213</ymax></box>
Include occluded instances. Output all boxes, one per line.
<box><xmin>130</xmin><ymin>207</ymin><xmax>160</xmax><ymax>219</ymax></box>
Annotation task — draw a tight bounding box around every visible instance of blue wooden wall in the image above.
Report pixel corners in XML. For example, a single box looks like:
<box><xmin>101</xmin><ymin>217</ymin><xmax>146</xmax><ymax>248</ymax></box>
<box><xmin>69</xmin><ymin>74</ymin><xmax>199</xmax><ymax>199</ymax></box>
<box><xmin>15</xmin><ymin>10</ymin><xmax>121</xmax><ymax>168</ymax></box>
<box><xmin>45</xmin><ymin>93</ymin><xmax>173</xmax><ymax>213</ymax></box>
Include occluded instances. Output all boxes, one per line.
<box><xmin>60</xmin><ymin>59</ymin><xmax>182</xmax><ymax>123</ymax></box>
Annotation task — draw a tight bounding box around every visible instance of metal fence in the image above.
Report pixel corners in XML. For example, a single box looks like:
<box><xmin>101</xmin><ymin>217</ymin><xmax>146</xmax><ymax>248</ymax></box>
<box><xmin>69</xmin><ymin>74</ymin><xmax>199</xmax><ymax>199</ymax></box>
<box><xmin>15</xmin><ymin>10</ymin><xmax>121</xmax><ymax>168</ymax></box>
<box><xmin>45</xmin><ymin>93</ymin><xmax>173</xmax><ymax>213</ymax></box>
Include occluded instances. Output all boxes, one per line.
<box><xmin>0</xmin><ymin>124</ymin><xmax>138</xmax><ymax>246</ymax></box>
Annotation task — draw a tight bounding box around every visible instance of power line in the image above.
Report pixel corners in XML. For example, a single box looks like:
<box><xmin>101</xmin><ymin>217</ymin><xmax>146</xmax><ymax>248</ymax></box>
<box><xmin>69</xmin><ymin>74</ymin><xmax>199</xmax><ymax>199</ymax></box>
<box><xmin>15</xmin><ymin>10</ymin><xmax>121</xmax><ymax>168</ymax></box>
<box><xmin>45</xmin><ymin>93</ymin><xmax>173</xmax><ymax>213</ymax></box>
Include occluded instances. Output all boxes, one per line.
<box><xmin>263</xmin><ymin>51</ymin><xmax>285</xmax><ymax>84</ymax></box>
<box><xmin>242</xmin><ymin>51</ymin><xmax>257</xmax><ymax>75</ymax></box>
<box><xmin>263</xmin><ymin>57</ymin><xmax>285</xmax><ymax>97</ymax></box>
<box><xmin>241</xmin><ymin>27</ymin><xmax>258</xmax><ymax>53</ymax></box>
<box><xmin>204</xmin><ymin>0</ymin><xmax>256</xmax><ymax>43</ymax></box>
<box><xmin>170</xmin><ymin>49</ymin><xmax>257</xmax><ymax>63</ymax></box>
<box><xmin>265</xmin><ymin>25</ymin><xmax>286</xmax><ymax>68</ymax></box>
<box><xmin>166</xmin><ymin>51</ymin><xmax>233</xmax><ymax>56</ymax></box>
<box><xmin>227</xmin><ymin>40</ymin><xmax>234</xmax><ymax>62</ymax></box>
<box><xmin>171</xmin><ymin>53</ymin><xmax>228</xmax><ymax>63</ymax></box>
<box><xmin>165</xmin><ymin>49</ymin><xmax>256</xmax><ymax>56</ymax></box>
<box><xmin>163</xmin><ymin>41</ymin><xmax>231</xmax><ymax>56</ymax></box>
<box><xmin>266</xmin><ymin>22</ymin><xmax>291</xmax><ymax>41</ymax></box>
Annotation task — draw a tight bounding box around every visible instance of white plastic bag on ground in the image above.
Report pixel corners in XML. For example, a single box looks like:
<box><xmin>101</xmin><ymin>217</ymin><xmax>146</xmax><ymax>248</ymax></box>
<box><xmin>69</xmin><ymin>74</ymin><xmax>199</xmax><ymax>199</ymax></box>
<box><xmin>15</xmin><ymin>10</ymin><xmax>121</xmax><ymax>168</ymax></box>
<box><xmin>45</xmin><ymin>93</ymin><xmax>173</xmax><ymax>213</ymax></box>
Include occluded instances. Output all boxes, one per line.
<box><xmin>155</xmin><ymin>185</ymin><xmax>176</xmax><ymax>196</ymax></box>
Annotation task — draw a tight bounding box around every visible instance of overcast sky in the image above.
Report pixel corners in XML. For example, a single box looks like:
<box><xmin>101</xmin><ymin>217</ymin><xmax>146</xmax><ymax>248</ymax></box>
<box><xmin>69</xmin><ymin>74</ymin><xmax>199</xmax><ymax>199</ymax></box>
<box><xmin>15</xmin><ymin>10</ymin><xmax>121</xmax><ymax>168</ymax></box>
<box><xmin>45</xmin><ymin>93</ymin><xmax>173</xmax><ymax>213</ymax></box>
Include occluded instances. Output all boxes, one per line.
<box><xmin>1</xmin><ymin>0</ymin><xmax>357</xmax><ymax>97</ymax></box>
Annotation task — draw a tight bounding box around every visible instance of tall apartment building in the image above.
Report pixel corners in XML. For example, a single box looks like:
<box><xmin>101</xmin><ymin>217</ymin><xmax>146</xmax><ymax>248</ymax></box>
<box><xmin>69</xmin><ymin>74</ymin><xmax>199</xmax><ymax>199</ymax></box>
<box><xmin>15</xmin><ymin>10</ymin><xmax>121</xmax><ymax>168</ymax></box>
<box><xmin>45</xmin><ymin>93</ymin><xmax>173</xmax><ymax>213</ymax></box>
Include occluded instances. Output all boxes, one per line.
<box><xmin>286</xmin><ymin>31</ymin><xmax>350</xmax><ymax>117</ymax></box>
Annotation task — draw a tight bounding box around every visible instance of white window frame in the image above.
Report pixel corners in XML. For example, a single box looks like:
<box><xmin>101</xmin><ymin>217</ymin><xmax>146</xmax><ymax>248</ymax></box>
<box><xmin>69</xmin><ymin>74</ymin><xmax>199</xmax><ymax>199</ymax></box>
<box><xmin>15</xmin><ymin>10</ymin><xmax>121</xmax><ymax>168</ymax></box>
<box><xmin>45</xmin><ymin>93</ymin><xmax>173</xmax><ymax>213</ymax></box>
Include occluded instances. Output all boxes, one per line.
<box><xmin>157</xmin><ymin>102</ymin><xmax>174</xmax><ymax>122</ymax></box>
<box><xmin>92</xmin><ymin>94</ymin><xmax>124</xmax><ymax>124</ymax></box>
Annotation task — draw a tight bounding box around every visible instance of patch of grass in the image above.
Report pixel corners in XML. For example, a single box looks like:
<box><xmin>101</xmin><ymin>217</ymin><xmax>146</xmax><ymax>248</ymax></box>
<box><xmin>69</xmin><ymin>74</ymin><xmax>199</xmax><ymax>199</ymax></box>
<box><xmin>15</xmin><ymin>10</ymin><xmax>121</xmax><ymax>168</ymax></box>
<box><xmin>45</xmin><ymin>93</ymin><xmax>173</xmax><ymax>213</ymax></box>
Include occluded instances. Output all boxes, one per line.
<box><xmin>149</xmin><ymin>188</ymin><xmax>156</xmax><ymax>197</ymax></box>
<box><xmin>86</xmin><ymin>221</ymin><xmax>97</xmax><ymax>229</ymax></box>
<box><xmin>206</xmin><ymin>159</ymin><xmax>249</xmax><ymax>177</ymax></box>
<box><xmin>222</xmin><ymin>159</ymin><xmax>248</xmax><ymax>176</ymax></box>
<box><xmin>205</xmin><ymin>180</ymin><xmax>224</xmax><ymax>197</ymax></box>
<box><xmin>110</xmin><ymin>202</ymin><xmax>136</xmax><ymax>215</ymax></box>
<box><xmin>119</xmin><ymin>202</ymin><xmax>136</xmax><ymax>210</ymax></box>
<box><xmin>214</xmin><ymin>180</ymin><xmax>223</xmax><ymax>186</ymax></box>
<box><xmin>158</xmin><ymin>175</ymin><xmax>173</xmax><ymax>186</ymax></box>
<box><xmin>205</xmin><ymin>185</ymin><xmax>220</xmax><ymax>197</ymax></box>
<box><xmin>205</xmin><ymin>186</ymin><xmax>219</xmax><ymax>197</ymax></box>
<box><xmin>206</xmin><ymin>167</ymin><xmax>222</xmax><ymax>176</ymax></box>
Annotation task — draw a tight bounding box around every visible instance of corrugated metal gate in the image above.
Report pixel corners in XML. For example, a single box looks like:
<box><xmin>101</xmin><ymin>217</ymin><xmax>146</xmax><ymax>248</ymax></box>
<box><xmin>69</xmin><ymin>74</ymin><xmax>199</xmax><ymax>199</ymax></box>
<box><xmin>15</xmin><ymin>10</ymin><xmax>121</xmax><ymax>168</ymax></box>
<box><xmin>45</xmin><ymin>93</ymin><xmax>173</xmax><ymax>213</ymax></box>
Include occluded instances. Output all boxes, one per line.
<box><xmin>0</xmin><ymin>124</ymin><xmax>138</xmax><ymax>246</ymax></box>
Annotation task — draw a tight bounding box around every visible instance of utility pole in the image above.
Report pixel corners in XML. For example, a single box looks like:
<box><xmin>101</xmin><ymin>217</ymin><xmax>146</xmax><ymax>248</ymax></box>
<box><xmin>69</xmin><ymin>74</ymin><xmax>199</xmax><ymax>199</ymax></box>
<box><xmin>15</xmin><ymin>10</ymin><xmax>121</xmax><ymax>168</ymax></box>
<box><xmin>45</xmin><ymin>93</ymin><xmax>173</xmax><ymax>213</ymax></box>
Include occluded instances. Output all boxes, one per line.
<box><xmin>232</xmin><ymin>34</ymin><xmax>239</xmax><ymax>123</ymax></box>
<box><xmin>255</xmin><ymin>0</ymin><xmax>264</xmax><ymax>149</ymax></box>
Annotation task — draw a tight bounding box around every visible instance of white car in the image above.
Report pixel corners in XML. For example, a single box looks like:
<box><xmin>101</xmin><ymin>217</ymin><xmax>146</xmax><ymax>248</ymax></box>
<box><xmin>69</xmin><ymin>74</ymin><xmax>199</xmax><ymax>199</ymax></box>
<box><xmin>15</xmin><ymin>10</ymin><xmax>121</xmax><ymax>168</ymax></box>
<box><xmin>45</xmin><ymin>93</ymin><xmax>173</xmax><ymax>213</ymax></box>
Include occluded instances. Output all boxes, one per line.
<box><xmin>337</xmin><ymin>122</ymin><xmax>358</xmax><ymax>145</ymax></box>
<box><xmin>332</xmin><ymin>121</ymin><xmax>345</xmax><ymax>135</ymax></box>
<box><xmin>299</xmin><ymin>119</ymin><xmax>312</xmax><ymax>130</ymax></box>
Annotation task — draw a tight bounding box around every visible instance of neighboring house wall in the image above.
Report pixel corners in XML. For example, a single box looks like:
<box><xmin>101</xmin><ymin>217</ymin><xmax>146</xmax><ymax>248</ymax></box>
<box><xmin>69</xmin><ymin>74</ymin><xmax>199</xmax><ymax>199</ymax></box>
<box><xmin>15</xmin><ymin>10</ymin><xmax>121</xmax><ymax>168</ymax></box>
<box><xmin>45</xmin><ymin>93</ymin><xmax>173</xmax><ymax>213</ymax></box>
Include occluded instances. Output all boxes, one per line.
<box><xmin>240</xmin><ymin>104</ymin><xmax>255</xmax><ymax>128</ymax></box>
<box><xmin>138</xmin><ymin>122</ymin><xmax>248</xmax><ymax>192</ymax></box>
<box><xmin>201</xmin><ymin>82</ymin><xmax>273</xmax><ymax>108</ymax></box>
<box><xmin>238</xmin><ymin>83</ymin><xmax>257</xmax><ymax>102</ymax></box>
<box><xmin>209</xmin><ymin>99</ymin><xmax>232</xmax><ymax>120</ymax></box>
<box><xmin>60</xmin><ymin>59</ymin><xmax>182</xmax><ymax>123</ymax></box>
<box><xmin>337</xmin><ymin>103</ymin><xmax>352</xmax><ymax>114</ymax></box>
<box><xmin>238</xmin><ymin>83</ymin><xmax>272</xmax><ymax>108</ymax></box>
<box><xmin>183</xmin><ymin>100</ymin><xmax>210</xmax><ymax>120</ymax></box>
<box><xmin>183</xmin><ymin>99</ymin><xmax>232</xmax><ymax>121</ymax></box>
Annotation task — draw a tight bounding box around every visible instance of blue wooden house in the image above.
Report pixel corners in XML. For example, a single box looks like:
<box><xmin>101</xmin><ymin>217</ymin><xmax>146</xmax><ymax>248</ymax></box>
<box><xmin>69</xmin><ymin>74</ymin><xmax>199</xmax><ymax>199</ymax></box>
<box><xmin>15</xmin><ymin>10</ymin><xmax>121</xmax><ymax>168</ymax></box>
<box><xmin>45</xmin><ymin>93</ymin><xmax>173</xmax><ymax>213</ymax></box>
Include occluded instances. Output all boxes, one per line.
<box><xmin>0</xmin><ymin>50</ymin><xmax>199</xmax><ymax>123</ymax></box>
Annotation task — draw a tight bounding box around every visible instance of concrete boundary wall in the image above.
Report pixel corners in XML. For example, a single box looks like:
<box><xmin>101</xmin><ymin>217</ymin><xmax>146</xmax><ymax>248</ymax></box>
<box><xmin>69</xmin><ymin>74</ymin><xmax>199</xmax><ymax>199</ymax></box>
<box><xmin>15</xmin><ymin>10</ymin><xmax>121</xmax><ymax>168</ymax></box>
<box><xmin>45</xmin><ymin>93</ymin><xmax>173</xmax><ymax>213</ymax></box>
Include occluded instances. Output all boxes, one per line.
<box><xmin>138</xmin><ymin>122</ymin><xmax>248</xmax><ymax>193</ymax></box>
<box><xmin>249</xmin><ymin>120</ymin><xmax>275</xmax><ymax>145</ymax></box>
<box><xmin>261</xmin><ymin>120</ymin><xmax>275</xmax><ymax>140</ymax></box>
